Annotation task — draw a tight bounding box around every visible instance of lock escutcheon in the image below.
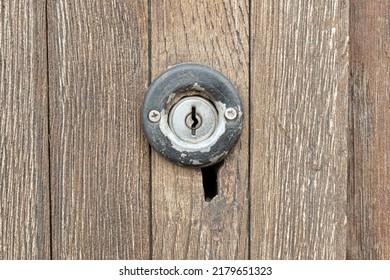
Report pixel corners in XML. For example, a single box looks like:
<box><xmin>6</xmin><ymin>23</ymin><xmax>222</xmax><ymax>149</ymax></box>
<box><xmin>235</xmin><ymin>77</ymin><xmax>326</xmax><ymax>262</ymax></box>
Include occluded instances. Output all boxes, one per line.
<box><xmin>141</xmin><ymin>63</ymin><xmax>243</xmax><ymax>167</ymax></box>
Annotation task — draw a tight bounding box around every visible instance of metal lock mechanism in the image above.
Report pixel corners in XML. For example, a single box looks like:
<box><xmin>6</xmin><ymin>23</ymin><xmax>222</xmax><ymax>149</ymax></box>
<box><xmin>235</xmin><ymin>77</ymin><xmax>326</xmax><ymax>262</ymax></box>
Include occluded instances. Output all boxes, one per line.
<box><xmin>141</xmin><ymin>63</ymin><xmax>243</xmax><ymax>167</ymax></box>
<box><xmin>169</xmin><ymin>96</ymin><xmax>217</xmax><ymax>144</ymax></box>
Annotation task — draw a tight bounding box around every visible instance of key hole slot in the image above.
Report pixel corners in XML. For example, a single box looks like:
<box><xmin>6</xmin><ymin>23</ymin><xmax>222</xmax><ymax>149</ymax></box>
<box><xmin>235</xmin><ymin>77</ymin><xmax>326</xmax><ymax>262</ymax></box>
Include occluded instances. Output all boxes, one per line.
<box><xmin>191</xmin><ymin>106</ymin><xmax>199</xmax><ymax>135</ymax></box>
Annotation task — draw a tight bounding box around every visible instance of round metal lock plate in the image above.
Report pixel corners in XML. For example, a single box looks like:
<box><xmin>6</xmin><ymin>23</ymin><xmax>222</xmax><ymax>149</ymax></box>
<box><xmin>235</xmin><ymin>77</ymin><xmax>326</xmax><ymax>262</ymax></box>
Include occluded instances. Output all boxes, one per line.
<box><xmin>141</xmin><ymin>63</ymin><xmax>243</xmax><ymax>167</ymax></box>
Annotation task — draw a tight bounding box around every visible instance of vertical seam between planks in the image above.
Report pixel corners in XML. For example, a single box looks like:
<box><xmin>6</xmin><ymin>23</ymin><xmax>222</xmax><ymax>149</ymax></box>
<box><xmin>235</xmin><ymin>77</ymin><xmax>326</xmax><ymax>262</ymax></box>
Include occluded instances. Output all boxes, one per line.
<box><xmin>45</xmin><ymin>0</ymin><xmax>53</xmax><ymax>260</ymax></box>
<box><xmin>148</xmin><ymin>0</ymin><xmax>153</xmax><ymax>260</ymax></box>
<box><xmin>346</xmin><ymin>0</ymin><xmax>355</xmax><ymax>260</ymax></box>
<box><xmin>247</xmin><ymin>0</ymin><xmax>252</xmax><ymax>260</ymax></box>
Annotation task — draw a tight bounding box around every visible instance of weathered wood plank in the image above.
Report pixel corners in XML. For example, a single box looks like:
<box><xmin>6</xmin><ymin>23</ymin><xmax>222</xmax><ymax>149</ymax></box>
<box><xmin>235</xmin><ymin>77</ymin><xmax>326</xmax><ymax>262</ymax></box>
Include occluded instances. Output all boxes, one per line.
<box><xmin>250</xmin><ymin>1</ymin><xmax>349</xmax><ymax>259</ymax></box>
<box><xmin>151</xmin><ymin>0</ymin><xmax>249</xmax><ymax>259</ymax></box>
<box><xmin>0</xmin><ymin>1</ymin><xmax>50</xmax><ymax>259</ymax></box>
<box><xmin>348</xmin><ymin>0</ymin><xmax>390</xmax><ymax>259</ymax></box>
<box><xmin>48</xmin><ymin>0</ymin><xmax>150</xmax><ymax>259</ymax></box>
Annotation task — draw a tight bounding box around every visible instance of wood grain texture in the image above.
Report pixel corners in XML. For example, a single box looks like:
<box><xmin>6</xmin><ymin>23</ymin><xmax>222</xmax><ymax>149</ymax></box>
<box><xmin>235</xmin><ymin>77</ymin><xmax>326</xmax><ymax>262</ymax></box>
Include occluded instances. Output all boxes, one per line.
<box><xmin>48</xmin><ymin>0</ymin><xmax>150</xmax><ymax>259</ymax></box>
<box><xmin>250</xmin><ymin>0</ymin><xmax>349</xmax><ymax>259</ymax></box>
<box><xmin>151</xmin><ymin>0</ymin><xmax>249</xmax><ymax>259</ymax></box>
<box><xmin>348</xmin><ymin>1</ymin><xmax>390</xmax><ymax>259</ymax></box>
<box><xmin>0</xmin><ymin>1</ymin><xmax>50</xmax><ymax>259</ymax></box>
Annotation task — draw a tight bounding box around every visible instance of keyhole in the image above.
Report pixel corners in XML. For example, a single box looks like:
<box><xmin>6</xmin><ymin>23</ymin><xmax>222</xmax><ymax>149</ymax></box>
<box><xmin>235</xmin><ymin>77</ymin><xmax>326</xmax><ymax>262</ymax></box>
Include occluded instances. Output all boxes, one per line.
<box><xmin>184</xmin><ymin>103</ymin><xmax>203</xmax><ymax>137</ymax></box>
<box><xmin>191</xmin><ymin>106</ymin><xmax>199</xmax><ymax>135</ymax></box>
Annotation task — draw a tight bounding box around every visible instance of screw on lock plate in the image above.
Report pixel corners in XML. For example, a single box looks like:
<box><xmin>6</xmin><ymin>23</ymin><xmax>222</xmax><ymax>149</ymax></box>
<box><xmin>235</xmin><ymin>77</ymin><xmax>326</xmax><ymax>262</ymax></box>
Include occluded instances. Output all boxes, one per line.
<box><xmin>141</xmin><ymin>63</ymin><xmax>243</xmax><ymax>167</ymax></box>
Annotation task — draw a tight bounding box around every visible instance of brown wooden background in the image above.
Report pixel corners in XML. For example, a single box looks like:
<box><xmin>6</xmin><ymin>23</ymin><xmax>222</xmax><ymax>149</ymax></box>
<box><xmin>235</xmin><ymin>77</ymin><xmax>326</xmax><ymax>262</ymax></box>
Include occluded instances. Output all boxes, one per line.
<box><xmin>1</xmin><ymin>0</ymin><xmax>389</xmax><ymax>260</ymax></box>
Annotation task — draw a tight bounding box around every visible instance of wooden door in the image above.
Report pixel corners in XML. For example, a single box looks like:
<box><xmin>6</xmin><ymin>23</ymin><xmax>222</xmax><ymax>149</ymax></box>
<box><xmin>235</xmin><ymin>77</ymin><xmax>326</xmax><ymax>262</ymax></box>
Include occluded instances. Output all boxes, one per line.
<box><xmin>1</xmin><ymin>0</ymin><xmax>389</xmax><ymax>260</ymax></box>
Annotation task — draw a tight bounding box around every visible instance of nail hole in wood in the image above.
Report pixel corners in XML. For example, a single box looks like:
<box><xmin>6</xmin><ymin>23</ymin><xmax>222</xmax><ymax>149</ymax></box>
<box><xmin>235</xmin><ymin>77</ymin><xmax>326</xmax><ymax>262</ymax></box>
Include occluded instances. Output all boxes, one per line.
<box><xmin>201</xmin><ymin>161</ymin><xmax>223</xmax><ymax>202</ymax></box>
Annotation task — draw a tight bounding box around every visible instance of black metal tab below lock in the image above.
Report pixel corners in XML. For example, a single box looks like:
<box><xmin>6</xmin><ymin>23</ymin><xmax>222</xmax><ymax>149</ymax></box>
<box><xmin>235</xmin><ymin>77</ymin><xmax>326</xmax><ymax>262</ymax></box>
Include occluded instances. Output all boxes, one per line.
<box><xmin>141</xmin><ymin>63</ymin><xmax>243</xmax><ymax>167</ymax></box>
